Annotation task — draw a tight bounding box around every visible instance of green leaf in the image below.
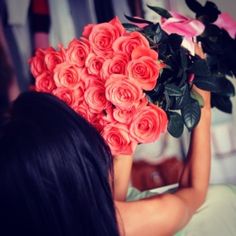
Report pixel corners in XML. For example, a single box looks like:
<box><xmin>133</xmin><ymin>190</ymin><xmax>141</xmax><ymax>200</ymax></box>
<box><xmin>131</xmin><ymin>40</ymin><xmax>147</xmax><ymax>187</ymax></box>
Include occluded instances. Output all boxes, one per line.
<box><xmin>124</xmin><ymin>15</ymin><xmax>153</xmax><ymax>24</ymax></box>
<box><xmin>190</xmin><ymin>90</ymin><xmax>204</xmax><ymax>107</ymax></box>
<box><xmin>167</xmin><ymin>111</ymin><xmax>184</xmax><ymax>138</ymax></box>
<box><xmin>147</xmin><ymin>5</ymin><xmax>172</xmax><ymax>19</ymax></box>
<box><xmin>169</xmin><ymin>34</ymin><xmax>183</xmax><ymax>50</ymax></box>
<box><xmin>164</xmin><ymin>91</ymin><xmax>171</xmax><ymax>110</ymax></box>
<box><xmin>122</xmin><ymin>23</ymin><xmax>141</xmax><ymax>32</ymax></box>
<box><xmin>193</xmin><ymin>76</ymin><xmax>235</xmax><ymax>96</ymax></box>
<box><xmin>180</xmin><ymin>48</ymin><xmax>188</xmax><ymax>69</ymax></box>
<box><xmin>165</xmin><ymin>84</ymin><xmax>183</xmax><ymax>96</ymax></box>
<box><xmin>181</xmin><ymin>99</ymin><xmax>201</xmax><ymax>130</ymax></box>
<box><xmin>172</xmin><ymin>84</ymin><xmax>190</xmax><ymax>109</ymax></box>
<box><xmin>191</xmin><ymin>59</ymin><xmax>211</xmax><ymax>77</ymax></box>
<box><xmin>211</xmin><ymin>94</ymin><xmax>233</xmax><ymax>113</ymax></box>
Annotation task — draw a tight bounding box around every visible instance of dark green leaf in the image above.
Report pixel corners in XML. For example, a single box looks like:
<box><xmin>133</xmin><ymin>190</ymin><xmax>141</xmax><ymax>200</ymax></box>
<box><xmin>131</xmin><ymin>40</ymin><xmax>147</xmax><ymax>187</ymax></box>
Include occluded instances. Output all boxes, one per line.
<box><xmin>164</xmin><ymin>91</ymin><xmax>171</xmax><ymax>110</ymax></box>
<box><xmin>211</xmin><ymin>94</ymin><xmax>233</xmax><ymax>113</ymax></box>
<box><xmin>122</xmin><ymin>23</ymin><xmax>141</xmax><ymax>32</ymax></box>
<box><xmin>193</xmin><ymin>76</ymin><xmax>235</xmax><ymax>96</ymax></box>
<box><xmin>180</xmin><ymin>48</ymin><xmax>188</xmax><ymax>69</ymax></box>
<box><xmin>124</xmin><ymin>15</ymin><xmax>153</xmax><ymax>24</ymax></box>
<box><xmin>190</xmin><ymin>90</ymin><xmax>204</xmax><ymax>107</ymax></box>
<box><xmin>145</xmin><ymin>84</ymin><xmax>164</xmax><ymax>102</ymax></box>
<box><xmin>167</xmin><ymin>111</ymin><xmax>184</xmax><ymax>137</ymax></box>
<box><xmin>143</xmin><ymin>24</ymin><xmax>164</xmax><ymax>44</ymax></box>
<box><xmin>190</xmin><ymin>59</ymin><xmax>211</xmax><ymax>77</ymax></box>
<box><xmin>169</xmin><ymin>34</ymin><xmax>183</xmax><ymax>50</ymax></box>
<box><xmin>147</xmin><ymin>5</ymin><xmax>172</xmax><ymax>19</ymax></box>
<box><xmin>179</xmin><ymin>71</ymin><xmax>187</xmax><ymax>87</ymax></box>
<box><xmin>172</xmin><ymin>84</ymin><xmax>190</xmax><ymax>109</ymax></box>
<box><xmin>181</xmin><ymin>99</ymin><xmax>201</xmax><ymax>130</ymax></box>
<box><xmin>165</xmin><ymin>84</ymin><xmax>183</xmax><ymax>96</ymax></box>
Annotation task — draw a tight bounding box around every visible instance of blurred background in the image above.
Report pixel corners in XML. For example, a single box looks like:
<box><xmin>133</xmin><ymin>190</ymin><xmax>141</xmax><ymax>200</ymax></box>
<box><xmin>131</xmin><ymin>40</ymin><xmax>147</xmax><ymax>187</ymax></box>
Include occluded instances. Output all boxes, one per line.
<box><xmin>0</xmin><ymin>0</ymin><xmax>236</xmax><ymax>191</ymax></box>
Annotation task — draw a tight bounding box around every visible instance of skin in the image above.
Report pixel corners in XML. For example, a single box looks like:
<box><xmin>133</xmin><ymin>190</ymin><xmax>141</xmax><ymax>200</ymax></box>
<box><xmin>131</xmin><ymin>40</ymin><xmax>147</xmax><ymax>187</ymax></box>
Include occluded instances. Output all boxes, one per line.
<box><xmin>114</xmin><ymin>43</ymin><xmax>211</xmax><ymax>236</ymax></box>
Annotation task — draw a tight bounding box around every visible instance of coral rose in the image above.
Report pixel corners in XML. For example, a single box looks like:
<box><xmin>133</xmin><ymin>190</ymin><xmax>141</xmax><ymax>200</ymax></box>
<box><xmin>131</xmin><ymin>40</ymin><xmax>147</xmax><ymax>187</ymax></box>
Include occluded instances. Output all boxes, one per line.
<box><xmin>84</xmin><ymin>80</ymin><xmax>108</xmax><ymax>113</ymax></box>
<box><xmin>113</xmin><ymin>107</ymin><xmax>136</xmax><ymax>124</ymax></box>
<box><xmin>53</xmin><ymin>87</ymin><xmax>82</xmax><ymax>107</ymax></box>
<box><xmin>127</xmin><ymin>55</ymin><xmax>160</xmax><ymax>91</ymax></box>
<box><xmin>88</xmin><ymin>17</ymin><xmax>125</xmax><ymax>58</ymax></box>
<box><xmin>44</xmin><ymin>48</ymin><xmax>65</xmax><ymax>72</ymax></box>
<box><xmin>130</xmin><ymin>104</ymin><xmax>168</xmax><ymax>143</ymax></box>
<box><xmin>105</xmin><ymin>74</ymin><xmax>144</xmax><ymax>110</ymax></box>
<box><xmin>82</xmin><ymin>24</ymin><xmax>95</xmax><ymax>38</ymax></box>
<box><xmin>101</xmin><ymin>52</ymin><xmax>129</xmax><ymax>79</ymax></box>
<box><xmin>131</xmin><ymin>46</ymin><xmax>158</xmax><ymax>60</ymax></box>
<box><xmin>66</xmin><ymin>38</ymin><xmax>90</xmax><ymax>67</ymax></box>
<box><xmin>29</xmin><ymin>48</ymin><xmax>48</xmax><ymax>77</ymax></box>
<box><xmin>73</xmin><ymin>101</ymin><xmax>95</xmax><ymax>122</ymax></box>
<box><xmin>79</xmin><ymin>68</ymin><xmax>106</xmax><ymax>92</ymax></box>
<box><xmin>35</xmin><ymin>72</ymin><xmax>55</xmax><ymax>93</ymax></box>
<box><xmin>102</xmin><ymin>123</ymin><xmax>137</xmax><ymax>155</ymax></box>
<box><xmin>53</xmin><ymin>63</ymin><xmax>84</xmax><ymax>90</ymax></box>
<box><xmin>85</xmin><ymin>53</ymin><xmax>105</xmax><ymax>75</ymax></box>
<box><xmin>112</xmin><ymin>32</ymin><xmax>149</xmax><ymax>56</ymax></box>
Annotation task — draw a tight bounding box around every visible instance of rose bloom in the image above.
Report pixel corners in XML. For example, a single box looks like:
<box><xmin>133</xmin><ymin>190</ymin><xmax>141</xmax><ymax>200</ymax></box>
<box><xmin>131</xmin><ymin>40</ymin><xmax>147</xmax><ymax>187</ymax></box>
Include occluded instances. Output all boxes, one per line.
<box><xmin>113</xmin><ymin>107</ymin><xmax>136</xmax><ymax>124</ymax></box>
<box><xmin>88</xmin><ymin>17</ymin><xmax>125</xmax><ymax>58</ymax></box>
<box><xmin>85</xmin><ymin>53</ymin><xmax>105</xmax><ymax>75</ymax></box>
<box><xmin>44</xmin><ymin>49</ymin><xmax>65</xmax><ymax>72</ymax></box>
<box><xmin>112</xmin><ymin>32</ymin><xmax>149</xmax><ymax>57</ymax></box>
<box><xmin>101</xmin><ymin>52</ymin><xmax>129</xmax><ymax>80</ymax></box>
<box><xmin>81</xmin><ymin>69</ymin><xmax>102</xmax><ymax>89</ymax></box>
<box><xmin>90</xmin><ymin>113</ymin><xmax>111</xmax><ymax>132</ymax></box>
<box><xmin>105</xmin><ymin>74</ymin><xmax>144</xmax><ymax>111</ymax></box>
<box><xmin>129</xmin><ymin>104</ymin><xmax>168</xmax><ymax>143</ymax></box>
<box><xmin>66</xmin><ymin>38</ymin><xmax>90</xmax><ymax>67</ymax></box>
<box><xmin>35</xmin><ymin>72</ymin><xmax>55</xmax><ymax>93</ymax></box>
<box><xmin>101</xmin><ymin>123</ymin><xmax>137</xmax><ymax>155</ymax></box>
<box><xmin>127</xmin><ymin>51</ymin><xmax>160</xmax><ymax>91</ymax></box>
<box><xmin>53</xmin><ymin>63</ymin><xmax>84</xmax><ymax>90</ymax></box>
<box><xmin>29</xmin><ymin>48</ymin><xmax>48</xmax><ymax>77</ymax></box>
<box><xmin>53</xmin><ymin>87</ymin><xmax>83</xmax><ymax>108</ymax></box>
<box><xmin>131</xmin><ymin>46</ymin><xmax>158</xmax><ymax>60</ymax></box>
<box><xmin>84</xmin><ymin>80</ymin><xmax>108</xmax><ymax>113</ymax></box>
<box><xmin>73</xmin><ymin>101</ymin><xmax>95</xmax><ymax>122</ymax></box>
<box><xmin>82</xmin><ymin>23</ymin><xmax>96</xmax><ymax>38</ymax></box>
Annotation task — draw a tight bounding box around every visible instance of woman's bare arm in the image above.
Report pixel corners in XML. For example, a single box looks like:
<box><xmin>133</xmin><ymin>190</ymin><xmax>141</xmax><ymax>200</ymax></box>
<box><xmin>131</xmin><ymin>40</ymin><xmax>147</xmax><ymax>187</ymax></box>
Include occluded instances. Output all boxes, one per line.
<box><xmin>116</xmin><ymin>88</ymin><xmax>211</xmax><ymax>236</ymax></box>
<box><xmin>177</xmin><ymin>88</ymin><xmax>211</xmax><ymax>212</ymax></box>
<box><xmin>113</xmin><ymin>155</ymin><xmax>133</xmax><ymax>201</ymax></box>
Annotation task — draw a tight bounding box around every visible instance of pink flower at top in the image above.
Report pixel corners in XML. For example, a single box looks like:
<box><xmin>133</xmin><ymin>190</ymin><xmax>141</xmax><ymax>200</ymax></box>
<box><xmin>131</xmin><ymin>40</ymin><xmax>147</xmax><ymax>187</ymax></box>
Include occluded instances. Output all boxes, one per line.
<box><xmin>214</xmin><ymin>12</ymin><xmax>236</xmax><ymax>39</ymax></box>
<box><xmin>161</xmin><ymin>11</ymin><xmax>205</xmax><ymax>55</ymax></box>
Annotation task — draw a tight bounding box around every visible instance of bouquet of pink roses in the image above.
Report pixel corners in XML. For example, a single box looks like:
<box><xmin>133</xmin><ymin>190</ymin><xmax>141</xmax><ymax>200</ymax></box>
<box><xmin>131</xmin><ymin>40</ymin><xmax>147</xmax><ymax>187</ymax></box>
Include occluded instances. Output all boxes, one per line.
<box><xmin>29</xmin><ymin>17</ymin><xmax>168</xmax><ymax>156</ymax></box>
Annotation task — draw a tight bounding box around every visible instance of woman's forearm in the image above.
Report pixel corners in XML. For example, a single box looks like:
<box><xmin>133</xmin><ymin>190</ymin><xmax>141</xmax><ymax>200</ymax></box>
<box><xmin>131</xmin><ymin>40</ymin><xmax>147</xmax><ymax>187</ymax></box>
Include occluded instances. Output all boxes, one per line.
<box><xmin>177</xmin><ymin>107</ymin><xmax>211</xmax><ymax>212</ymax></box>
<box><xmin>113</xmin><ymin>155</ymin><xmax>133</xmax><ymax>201</ymax></box>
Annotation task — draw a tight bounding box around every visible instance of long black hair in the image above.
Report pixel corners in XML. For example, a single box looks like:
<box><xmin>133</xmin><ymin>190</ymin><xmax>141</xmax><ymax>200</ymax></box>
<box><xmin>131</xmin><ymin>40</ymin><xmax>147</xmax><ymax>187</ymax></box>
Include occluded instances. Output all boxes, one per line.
<box><xmin>0</xmin><ymin>92</ymin><xmax>120</xmax><ymax>236</ymax></box>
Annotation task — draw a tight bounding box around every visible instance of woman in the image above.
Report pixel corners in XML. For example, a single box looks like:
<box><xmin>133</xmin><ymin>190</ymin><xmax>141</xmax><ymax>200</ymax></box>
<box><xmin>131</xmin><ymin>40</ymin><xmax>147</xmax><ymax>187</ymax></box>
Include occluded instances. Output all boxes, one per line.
<box><xmin>0</xmin><ymin>78</ymin><xmax>221</xmax><ymax>236</ymax></box>
<box><xmin>0</xmin><ymin>92</ymin><xmax>120</xmax><ymax>236</ymax></box>
<box><xmin>0</xmin><ymin>86</ymin><xmax>212</xmax><ymax>236</ymax></box>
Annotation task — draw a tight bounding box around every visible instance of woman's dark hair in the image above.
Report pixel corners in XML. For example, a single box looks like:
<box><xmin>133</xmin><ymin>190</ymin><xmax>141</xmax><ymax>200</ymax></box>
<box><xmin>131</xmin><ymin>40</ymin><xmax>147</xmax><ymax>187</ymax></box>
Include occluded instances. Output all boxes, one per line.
<box><xmin>0</xmin><ymin>92</ymin><xmax>120</xmax><ymax>236</ymax></box>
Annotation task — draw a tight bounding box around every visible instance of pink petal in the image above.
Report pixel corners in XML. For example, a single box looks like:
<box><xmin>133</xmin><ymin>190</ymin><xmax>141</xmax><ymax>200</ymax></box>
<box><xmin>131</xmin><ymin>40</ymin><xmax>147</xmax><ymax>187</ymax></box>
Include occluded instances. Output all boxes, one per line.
<box><xmin>214</xmin><ymin>12</ymin><xmax>236</xmax><ymax>39</ymax></box>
